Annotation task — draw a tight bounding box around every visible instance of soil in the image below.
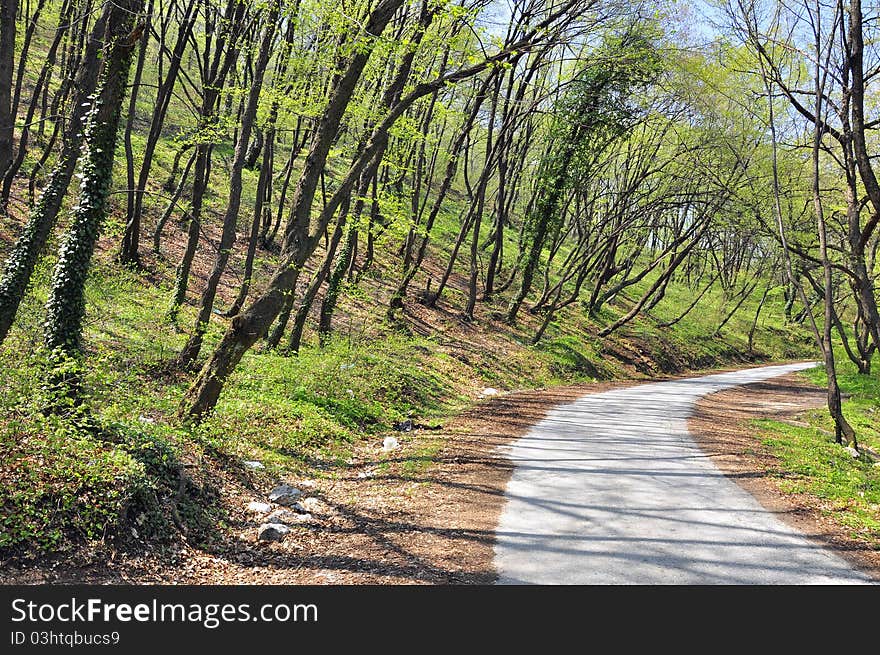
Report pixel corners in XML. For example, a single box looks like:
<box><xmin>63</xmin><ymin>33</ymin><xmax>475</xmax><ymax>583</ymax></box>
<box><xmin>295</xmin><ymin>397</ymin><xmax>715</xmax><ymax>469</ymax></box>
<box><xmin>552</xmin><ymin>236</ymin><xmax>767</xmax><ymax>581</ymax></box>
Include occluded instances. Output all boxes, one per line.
<box><xmin>0</xmin><ymin>383</ymin><xmax>618</xmax><ymax>584</ymax></box>
<box><xmin>689</xmin><ymin>373</ymin><xmax>880</xmax><ymax>581</ymax></box>
<box><xmin>6</xmin><ymin>365</ymin><xmax>875</xmax><ymax>584</ymax></box>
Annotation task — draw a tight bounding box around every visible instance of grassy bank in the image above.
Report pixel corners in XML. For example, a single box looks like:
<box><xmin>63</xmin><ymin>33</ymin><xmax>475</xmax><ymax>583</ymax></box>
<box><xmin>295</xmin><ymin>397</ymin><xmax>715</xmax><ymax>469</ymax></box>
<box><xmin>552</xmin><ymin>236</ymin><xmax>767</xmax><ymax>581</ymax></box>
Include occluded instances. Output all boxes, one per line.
<box><xmin>0</xmin><ymin>224</ymin><xmax>817</xmax><ymax>562</ymax></box>
<box><xmin>751</xmin><ymin>360</ymin><xmax>880</xmax><ymax>544</ymax></box>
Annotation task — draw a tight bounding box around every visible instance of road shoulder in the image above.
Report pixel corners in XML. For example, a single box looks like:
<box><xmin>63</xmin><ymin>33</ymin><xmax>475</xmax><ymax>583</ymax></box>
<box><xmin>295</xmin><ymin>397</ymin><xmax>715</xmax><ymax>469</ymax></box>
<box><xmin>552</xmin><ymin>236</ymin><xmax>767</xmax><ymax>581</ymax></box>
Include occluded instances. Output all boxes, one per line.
<box><xmin>688</xmin><ymin>373</ymin><xmax>880</xmax><ymax>581</ymax></box>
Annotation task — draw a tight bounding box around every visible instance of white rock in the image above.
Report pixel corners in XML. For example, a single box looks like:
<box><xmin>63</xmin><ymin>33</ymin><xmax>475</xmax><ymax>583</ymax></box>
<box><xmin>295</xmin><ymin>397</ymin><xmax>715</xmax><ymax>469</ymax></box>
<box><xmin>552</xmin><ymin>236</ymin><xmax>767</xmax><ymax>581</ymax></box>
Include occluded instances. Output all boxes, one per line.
<box><xmin>845</xmin><ymin>446</ymin><xmax>861</xmax><ymax>459</ymax></box>
<box><xmin>138</xmin><ymin>415</ymin><xmax>155</xmax><ymax>424</ymax></box>
<box><xmin>268</xmin><ymin>484</ymin><xmax>303</xmax><ymax>505</ymax></box>
<box><xmin>258</xmin><ymin>523</ymin><xmax>291</xmax><ymax>541</ymax></box>
<box><xmin>300</xmin><ymin>497</ymin><xmax>323</xmax><ymax>513</ymax></box>
<box><xmin>243</xmin><ymin>460</ymin><xmax>265</xmax><ymax>470</ymax></box>
<box><xmin>383</xmin><ymin>436</ymin><xmax>399</xmax><ymax>451</ymax></box>
<box><xmin>480</xmin><ymin>387</ymin><xmax>500</xmax><ymax>396</ymax></box>
<box><xmin>265</xmin><ymin>509</ymin><xmax>314</xmax><ymax>524</ymax></box>
<box><xmin>247</xmin><ymin>501</ymin><xmax>272</xmax><ymax>514</ymax></box>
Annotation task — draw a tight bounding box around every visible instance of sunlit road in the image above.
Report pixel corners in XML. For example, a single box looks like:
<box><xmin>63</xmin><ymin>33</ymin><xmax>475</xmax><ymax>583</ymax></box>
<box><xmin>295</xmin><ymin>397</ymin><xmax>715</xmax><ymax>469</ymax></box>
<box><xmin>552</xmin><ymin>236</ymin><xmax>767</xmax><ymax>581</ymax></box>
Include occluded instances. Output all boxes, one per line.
<box><xmin>494</xmin><ymin>363</ymin><xmax>870</xmax><ymax>584</ymax></box>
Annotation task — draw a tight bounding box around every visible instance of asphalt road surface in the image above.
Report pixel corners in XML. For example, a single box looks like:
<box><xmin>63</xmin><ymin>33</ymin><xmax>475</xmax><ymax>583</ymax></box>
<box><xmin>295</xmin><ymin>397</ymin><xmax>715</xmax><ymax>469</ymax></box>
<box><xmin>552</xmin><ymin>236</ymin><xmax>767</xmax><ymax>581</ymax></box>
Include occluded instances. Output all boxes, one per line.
<box><xmin>494</xmin><ymin>362</ymin><xmax>870</xmax><ymax>584</ymax></box>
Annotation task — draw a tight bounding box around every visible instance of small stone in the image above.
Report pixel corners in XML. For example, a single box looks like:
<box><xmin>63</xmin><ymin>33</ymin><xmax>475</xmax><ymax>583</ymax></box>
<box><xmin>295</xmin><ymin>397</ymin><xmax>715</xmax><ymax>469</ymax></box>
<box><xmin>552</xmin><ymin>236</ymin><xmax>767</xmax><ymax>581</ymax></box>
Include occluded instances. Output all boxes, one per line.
<box><xmin>300</xmin><ymin>497</ymin><xmax>322</xmax><ymax>513</ymax></box>
<box><xmin>383</xmin><ymin>436</ymin><xmax>399</xmax><ymax>451</ymax></box>
<box><xmin>266</xmin><ymin>509</ymin><xmax>314</xmax><ymax>524</ymax></box>
<box><xmin>247</xmin><ymin>501</ymin><xmax>272</xmax><ymax>514</ymax></box>
<box><xmin>845</xmin><ymin>446</ymin><xmax>861</xmax><ymax>459</ymax></box>
<box><xmin>268</xmin><ymin>484</ymin><xmax>303</xmax><ymax>505</ymax></box>
<box><xmin>243</xmin><ymin>460</ymin><xmax>265</xmax><ymax>470</ymax></box>
<box><xmin>138</xmin><ymin>415</ymin><xmax>155</xmax><ymax>424</ymax></box>
<box><xmin>258</xmin><ymin>523</ymin><xmax>290</xmax><ymax>541</ymax></box>
<box><xmin>480</xmin><ymin>387</ymin><xmax>500</xmax><ymax>396</ymax></box>
<box><xmin>317</xmin><ymin>570</ymin><xmax>337</xmax><ymax>582</ymax></box>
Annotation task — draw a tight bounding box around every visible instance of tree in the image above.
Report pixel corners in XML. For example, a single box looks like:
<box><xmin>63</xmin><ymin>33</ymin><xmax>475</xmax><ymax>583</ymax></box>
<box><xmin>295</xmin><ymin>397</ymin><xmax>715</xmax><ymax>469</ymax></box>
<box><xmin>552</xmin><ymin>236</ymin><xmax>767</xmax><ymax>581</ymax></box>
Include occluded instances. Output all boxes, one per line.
<box><xmin>0</xmin><ymin>3</ymin><xmax>112</xmax><ymax>344</ymax></box>
<box><xmin>507</xmin><ymin>27</ymin><xmax>661</xmax><ymax>324</ymax></box>
<box><xmin>43</xmin><ymin>0</ymin><xmax>146</xmax><ymax>376</ymax></box>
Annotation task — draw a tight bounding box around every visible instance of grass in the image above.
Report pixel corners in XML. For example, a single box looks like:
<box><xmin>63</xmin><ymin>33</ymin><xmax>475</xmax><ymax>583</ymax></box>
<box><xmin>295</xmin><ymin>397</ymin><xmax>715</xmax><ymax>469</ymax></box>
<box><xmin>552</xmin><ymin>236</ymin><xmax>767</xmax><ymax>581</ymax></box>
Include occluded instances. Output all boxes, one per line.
<box><xmin>750</xmin><ymin>358</ymin><xmax>880</xmax><ymax>543</ymax></box>
<box><xmin>0</xmin><ymin>52</ymin><xmax>821</xmax><ymax>560</ymax></box>
<box><xmin>0</xmin><ymin>240</ymin><xmax>819</xmax><ymax>560</ymax></box>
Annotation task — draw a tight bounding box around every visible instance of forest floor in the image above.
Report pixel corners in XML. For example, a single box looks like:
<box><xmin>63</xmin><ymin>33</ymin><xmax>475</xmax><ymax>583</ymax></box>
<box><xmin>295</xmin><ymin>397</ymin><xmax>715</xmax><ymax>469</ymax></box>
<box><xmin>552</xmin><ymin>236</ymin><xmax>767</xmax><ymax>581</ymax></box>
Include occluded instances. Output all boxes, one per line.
<box><xmin>7</xmin><ymin>362</ymin><xmax>877</xmax><ymax>584</ymax></box>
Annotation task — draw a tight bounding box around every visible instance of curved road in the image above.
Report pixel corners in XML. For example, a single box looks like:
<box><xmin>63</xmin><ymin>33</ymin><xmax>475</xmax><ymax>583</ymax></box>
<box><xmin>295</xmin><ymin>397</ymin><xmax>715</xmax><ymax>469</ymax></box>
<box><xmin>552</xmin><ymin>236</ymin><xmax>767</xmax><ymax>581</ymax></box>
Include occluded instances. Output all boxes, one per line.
<box><xmin>494</xmin><ymin>362</ymin><xmax>870</xmax><ymax>584</ymax></box>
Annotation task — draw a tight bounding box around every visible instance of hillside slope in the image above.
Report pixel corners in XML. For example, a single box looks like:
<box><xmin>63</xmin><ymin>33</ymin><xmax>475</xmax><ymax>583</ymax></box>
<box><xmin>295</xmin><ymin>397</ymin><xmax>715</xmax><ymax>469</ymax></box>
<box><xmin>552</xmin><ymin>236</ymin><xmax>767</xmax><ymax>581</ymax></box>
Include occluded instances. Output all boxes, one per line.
<box><xmin>0</xmin><ymin>190</ymin><xmax>817</xmax><ymax>572</ymax></box>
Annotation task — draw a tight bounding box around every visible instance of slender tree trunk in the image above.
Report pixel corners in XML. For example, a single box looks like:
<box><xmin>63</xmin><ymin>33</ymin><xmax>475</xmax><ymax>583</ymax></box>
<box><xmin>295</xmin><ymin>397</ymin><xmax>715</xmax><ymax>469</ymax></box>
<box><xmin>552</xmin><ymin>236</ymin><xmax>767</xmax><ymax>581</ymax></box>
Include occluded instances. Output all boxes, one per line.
<box><xmin>0</xmin><ymin>0</ymin><xmax>16</xmax><ymax>189</ymax></box>
<box><xmin>288</xmin><ymin>217</ymin><xmax>346</xmax><ymax>353</ymax></box>
<box><xmin>152</xmin><ymin>149</ymin><xmax>197</xmax><ymax>253</ymax></box>
<box><xmin>43</xmin><ymin>1</ymin><xmax>145</xmax><ymax>365</ymax></box>
<box><xmin>177</xmin><ymin>5</ymin><xmax>278</xmax><ymax>368</ymax></box>
<box><xmin>169</xmin><ymin>0</ymin><xmax>246</xmax><ymax>322</ymax></box>
<box><xmin>119</xmin><ymin>0</ymin><xmax>152</xmax><ymax>265</ymax></box>
<box><xmin>1</xmin><ymin>0</ymin><xmax>51</xmax><ymax>203</ymax></box>
<box><xmin>0</xmin><ymin>5</ymin><xmax>109</xmax><ymax>344</ymax></box>
<box><xmin>119</xmin><ymin>0</ymin><xmax>198</xmax><ymax>264</ymax></box>
<box><xmin>810</xmin><ymin>14</ymin><xmax>856</xmax><ymax>446</ymax></box>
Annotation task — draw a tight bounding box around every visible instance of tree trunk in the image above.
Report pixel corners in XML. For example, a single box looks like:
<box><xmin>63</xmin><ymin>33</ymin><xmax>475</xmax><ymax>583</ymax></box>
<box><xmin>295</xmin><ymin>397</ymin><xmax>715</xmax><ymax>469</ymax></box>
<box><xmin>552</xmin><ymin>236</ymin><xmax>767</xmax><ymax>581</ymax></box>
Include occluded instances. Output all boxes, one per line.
<box><xmin>119</xmin><ymin>0</ymin><xmax>197</xmax><ymax>265</ymax></box>
<box><xmin>288</xmin><ymin>217</ymin><xmax>346</xmax><ymax>353</ymax></box>
<box><xmin>119</xmin><ymin>0</ymin><xmax>152</xmax><ymax>265</ymax></box>
<box><xmin>43</xmin><ymin>2</ymin><xmax>144</xmax><ymax>362</ymax></box>
<box><xmin>177</xmin><ymin>6</ymin><xmax>279</xmax><ymax>368</ymax></box>
<box><xmin>0</xmin><ymin>0</ymin><xmax>16</xmax><ymax>187</ymax></box>
<box><xmin>0</xmin><ymin>5</ymin><xmax>109</xmax><ymax>344</ymax></box>
<box><xmin>169</xmin><ymin>0</ymin><xmax>246</xmax><ymax>322</ymax></box>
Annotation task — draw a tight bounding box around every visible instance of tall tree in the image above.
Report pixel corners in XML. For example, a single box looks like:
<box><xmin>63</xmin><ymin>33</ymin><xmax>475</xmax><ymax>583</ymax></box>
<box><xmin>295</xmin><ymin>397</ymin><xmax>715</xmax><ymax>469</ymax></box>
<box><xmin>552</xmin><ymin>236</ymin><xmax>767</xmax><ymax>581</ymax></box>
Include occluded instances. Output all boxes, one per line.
<box><xmin>43</xmin><ymin>0</ymin><xmax>146</xmax><ymax>370</ymax></box>
<box><xmin>0</xmin><ymin>0</ymin><xmax>16</xmax><ymax>190</ymax></box>
<box><xmin>0</xmin><ymin>4</ymin><xmax>111</xmax><ymax>344</ymax></box>
<box><xmin>177</xmin><ymin>2</ymin><xmax>280</xmax><ymax>368</ymax></box>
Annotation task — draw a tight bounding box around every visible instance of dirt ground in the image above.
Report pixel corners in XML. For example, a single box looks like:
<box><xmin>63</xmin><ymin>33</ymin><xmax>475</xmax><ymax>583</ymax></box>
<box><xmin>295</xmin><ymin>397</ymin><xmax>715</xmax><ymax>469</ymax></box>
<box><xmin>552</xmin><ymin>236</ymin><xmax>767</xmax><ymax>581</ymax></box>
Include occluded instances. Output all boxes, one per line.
<box><xmin>5</xmin><ymin>366</ymin><xmax>876</xmax><ymax>584</ymax></box>
<box><xmin>1</xmin><ymin>383</ymin><xmax>620</xmax><ymax>585</ymax></box>
<box><xmin>689</xmin><ymin>373</ymin><xmax>880</xmax><ymax>581</ymax></box>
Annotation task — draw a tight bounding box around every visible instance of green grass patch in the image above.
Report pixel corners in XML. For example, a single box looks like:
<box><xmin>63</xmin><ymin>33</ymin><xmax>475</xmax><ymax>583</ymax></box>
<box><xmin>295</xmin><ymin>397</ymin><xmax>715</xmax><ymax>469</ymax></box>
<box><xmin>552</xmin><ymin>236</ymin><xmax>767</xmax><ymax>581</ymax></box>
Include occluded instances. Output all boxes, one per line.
<box><xmin>752</xmin><ymin>357</ymin><xmax>880</xmax><ymax>543</ymax></box>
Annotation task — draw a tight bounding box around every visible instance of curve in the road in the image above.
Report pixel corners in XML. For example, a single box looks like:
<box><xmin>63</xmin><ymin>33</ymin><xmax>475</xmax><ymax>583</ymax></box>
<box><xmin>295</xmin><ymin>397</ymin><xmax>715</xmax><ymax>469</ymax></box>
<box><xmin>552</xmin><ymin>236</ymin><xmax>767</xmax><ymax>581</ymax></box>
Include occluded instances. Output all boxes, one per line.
<box><xmin>494</xmin><ymin>362</ymin><xmax>871</xmax><ymax>584</ymax></box>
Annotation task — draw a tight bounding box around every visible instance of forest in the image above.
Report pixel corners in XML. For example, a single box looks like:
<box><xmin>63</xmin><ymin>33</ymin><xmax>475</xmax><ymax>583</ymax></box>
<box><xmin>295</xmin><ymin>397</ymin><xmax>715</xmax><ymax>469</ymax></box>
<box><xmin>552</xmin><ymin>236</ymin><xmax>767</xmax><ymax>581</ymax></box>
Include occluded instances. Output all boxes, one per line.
<box><xmin>0</xmin><ymin>0</ymin><xmax>878</xmax><ymax>582</ymax></box>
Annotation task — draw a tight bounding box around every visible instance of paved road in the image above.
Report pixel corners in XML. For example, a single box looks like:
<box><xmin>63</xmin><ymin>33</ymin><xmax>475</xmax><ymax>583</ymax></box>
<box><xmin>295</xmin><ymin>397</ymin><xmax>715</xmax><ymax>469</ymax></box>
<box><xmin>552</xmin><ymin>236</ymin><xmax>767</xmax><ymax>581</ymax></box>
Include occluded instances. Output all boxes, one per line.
<box><xmin>494</xmin><ymin>363</ymin><xmax>871</xmax><ymax>584</ymax></box>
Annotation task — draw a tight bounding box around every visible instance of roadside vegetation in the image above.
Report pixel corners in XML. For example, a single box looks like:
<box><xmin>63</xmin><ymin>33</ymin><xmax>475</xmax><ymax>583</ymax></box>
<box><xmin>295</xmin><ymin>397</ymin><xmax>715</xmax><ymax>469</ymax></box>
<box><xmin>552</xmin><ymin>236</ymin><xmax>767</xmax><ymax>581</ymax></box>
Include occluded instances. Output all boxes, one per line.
<box><xmin>753</xmin><ymin>360</ymin><xmax>880</xmax><ymax>543</ymax></box>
